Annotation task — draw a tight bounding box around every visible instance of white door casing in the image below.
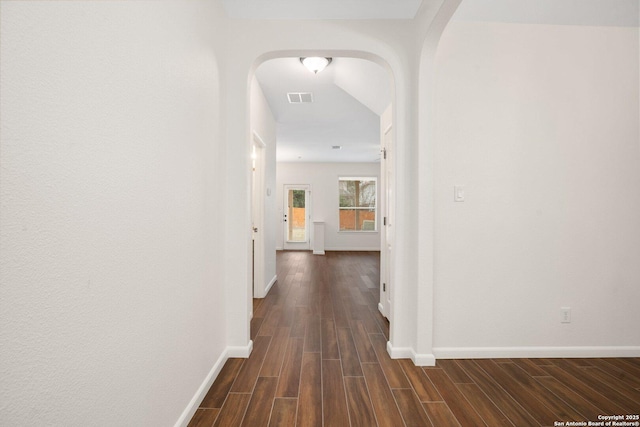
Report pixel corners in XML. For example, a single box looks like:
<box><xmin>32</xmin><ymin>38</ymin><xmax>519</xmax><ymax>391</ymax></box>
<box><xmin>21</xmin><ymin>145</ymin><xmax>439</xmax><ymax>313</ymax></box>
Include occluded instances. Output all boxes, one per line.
<box><xmin>252</xmin><ymin>131</ymin><xmax>267</xmax><ymax>298</ymax></box>
<box><xmin>380</xmin><ymin>105</ymin><xmax>393</xmax><ymax>319</ymax></box>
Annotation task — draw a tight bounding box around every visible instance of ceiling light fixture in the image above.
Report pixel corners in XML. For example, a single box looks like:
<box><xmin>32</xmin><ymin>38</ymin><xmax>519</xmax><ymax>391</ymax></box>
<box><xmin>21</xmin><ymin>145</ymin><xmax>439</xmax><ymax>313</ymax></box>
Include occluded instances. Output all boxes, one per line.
<box><xmin>300</xmin><ymin>57</ymin><xmax>332</xmax><ymax>74</ymax></box>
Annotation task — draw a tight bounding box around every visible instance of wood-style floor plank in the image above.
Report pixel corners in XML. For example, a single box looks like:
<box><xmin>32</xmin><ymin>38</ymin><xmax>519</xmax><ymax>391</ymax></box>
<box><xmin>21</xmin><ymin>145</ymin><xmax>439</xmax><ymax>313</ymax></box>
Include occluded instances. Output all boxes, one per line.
<box><xmin>498</xmin><ymin>361</ymin><xmax>585</xmax><ymax>421</ymax></box>
<box><xmin>290</xmin><ymin>307</ymin><xmax>308</xmax><ymax>338</ymax></box>
<box><xmin>275</xmin><ymin>338</ymin><xmax>304</xmax><ymax>398</ymax></box>
<box><xmin>422</xmin><ymin>402</ymin><xmax>461</xmax><ymax>427</ymax></box>
<box><xmin>213</xmin><ymin>393</ymin><xmax>251</xmax><ymax>427</ymax></box>
<box><xmin>399</xmin><ymin>359</ymin><xmax>442</xmax><ymax>402</ymax></box>
<box><xmin>297</xmin><ymin>352</ymin><xmax>322</xmax><ymax>427</ymax></box>
<box><xmin>241</xmin><ymin>377</ymin><xmax>278</xmax><ymax>427</ymax></box>
<box><xmin>190</xmin><ymin>251</ymin><xmax>640</xmax><ymax>427</ymax></box>
<box><xmin>187</xmin><ymin>408</ymin><xmax>219</xmax><ymax>427</ymax></box>
<box><xmin>304</xmin><ymin>316</ymin><xmax>321</xmax><ymax>353</ymax></box>
<box><xmin>474</xmin><ymin>358</ymin><xmax>559</xmax><ymax>426</ymax></box>
<box><xmin>543</xmin><ymin>361</ymin><xmax>627</xmax><ymax>415</ymax></box>
<box><xmin>577</xmin><ymin>365</ymin><xmax>640</xmax><ymax>412</ymax></box>
<box><xmin>370</xmin><ymin>333</ymin><xmax>410</xmax><ymax>389</ymax></box>
<box><xmin>393</xmin><ymin>388</ymin><xmax>434</xmax><ymax>427</ymax></box>
<box><xmin>269</xmin><ymin>398</ymin><xmax>298</xmax><ymax>427</ymax></box>
<box><xmin>456</xmin><ymin>383</ymin><xmax>514</xmax><ymax>427</ymax></box>
<box><xmin>510</xmin><ymin>358</ymin><xmax>548</xmax><ymax>377</ymax></box>
<box><xmin>437</xmin><ymin>359</ymin><xmax>473</xmax><ymax>384</ymax></box>
<box><xmin>336</xmin><ymin>327</ymin><xmax>363</xmax><ymax>377</ymax></box>
<box><xmin>588</xmin><ymin>358</ymin><xmax>640</xmax><ymax>389</ymax></box>
<box><xmin>456</xmin><ymin>360</ymin><xmax>538</xmax><ymax>427</ymax></box>
<box><xmin>344</xmin><ymin>376</ymin><xmax>377</xmax><ymax>427</ymax></box>
<box><xmin>322</xmin><ymin>359</ymin><xmax>350</xmax><ymax>427</ymax></box>
<box><xmin>362</xmin><ymin>363</ymin><xmax>404</xmax><ymax>427</ymax></box>
<box><xmin>200</xmin><ymin>358</ymin><xmax>244</xmax><ymax>408</ymax></box>
<box><xmin>321</xmin><ymin>318</ymin><xmax>339</xmax><ymax>360</ymax></box>
<box><xmin>424</xmin><ymin>368</ymin><xmax>486</xmax><ymax>427</ymax></box>
<box><xmin>260</xmin><ymin>327</ymin><xmax>291</xmax><ymax>377</ymax></box>
<box><xmin>230</xmin><ymin>335</ymin><xmax>272</xmax><ymax>393</ymax></box>
<box><xmin>535</xmin><ymin>375</ymin><xmax>603</xmax><ymax>421</ymax></box>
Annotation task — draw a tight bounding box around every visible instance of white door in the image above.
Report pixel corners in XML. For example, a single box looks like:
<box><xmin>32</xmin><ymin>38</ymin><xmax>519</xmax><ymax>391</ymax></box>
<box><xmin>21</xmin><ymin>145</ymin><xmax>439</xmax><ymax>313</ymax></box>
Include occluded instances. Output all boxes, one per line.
<box><xmin>283</xmin><ymin>185</ymin><xmax>310</xmax><ymax>250</ymax></box>
<box><xmin>380</xmin><ymin>116</ymin><xmax>393</xmax><ymax>319</ymax></box>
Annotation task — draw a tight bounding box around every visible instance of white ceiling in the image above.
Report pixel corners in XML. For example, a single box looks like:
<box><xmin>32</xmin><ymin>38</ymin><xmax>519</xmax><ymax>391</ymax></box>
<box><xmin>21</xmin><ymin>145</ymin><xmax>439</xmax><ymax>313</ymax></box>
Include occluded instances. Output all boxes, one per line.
<box><xmin>452</xmin><ymin>0</ymin><xmax>639</xmax><ymax>27</ymax></box>
<box><xmin>248</xmin><ymin>0</ymin><xmax>639</xmax><ymax>163</ymax></box>
<box><xmin>221</xmin><ymin>0</ymin><xmax>424</xmax><ymax>20</ymax></box>
<box><xmin>223</xmin><ymin>0</ymin><xmax>639</xmax><ymax>26</ymax></box>
<box><xmin>255</xmin><ymin>57</ymin><xmax>391</xmax><ymax>163</ymax></box>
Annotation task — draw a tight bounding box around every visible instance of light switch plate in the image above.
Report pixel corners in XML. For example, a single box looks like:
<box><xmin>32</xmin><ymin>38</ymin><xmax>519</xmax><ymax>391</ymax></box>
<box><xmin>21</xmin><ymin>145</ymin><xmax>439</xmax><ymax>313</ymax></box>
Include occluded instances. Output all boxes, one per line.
<box><xmin>454</xmin><ymin>186</ymin><xmax>465</xmax><ymax>202</ymax></box>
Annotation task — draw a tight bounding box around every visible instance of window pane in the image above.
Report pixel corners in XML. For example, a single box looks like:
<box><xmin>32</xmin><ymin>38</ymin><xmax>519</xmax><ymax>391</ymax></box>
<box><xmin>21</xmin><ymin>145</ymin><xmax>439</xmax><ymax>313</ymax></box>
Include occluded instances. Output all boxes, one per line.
<box><xmin>339</xmin><ymin>209</ymin><xmax>356</xmax><ymax>231</ymax></box>
<box><xmin>292</xmin><ymin>189</ymin><xmax>305</xmax><ymax>208</ymax></box>
<box><xmin>288</xmin><ymin>189</ymin><xmax>306</xmax><ymax>241</ymax></box>
<box><xmin>358</xmin><ymin>181</ymin><xmax>376</xmax><ymax>207</ymax></box>
<box><xmin>339</xmin><ymin>181</ymin><xmax>356</xmax><ymax>207</ymax></box>
<box><xmin>358</xmin><ymin>209</ymin><xmax>376</xmax><ymax>231</ymax></box>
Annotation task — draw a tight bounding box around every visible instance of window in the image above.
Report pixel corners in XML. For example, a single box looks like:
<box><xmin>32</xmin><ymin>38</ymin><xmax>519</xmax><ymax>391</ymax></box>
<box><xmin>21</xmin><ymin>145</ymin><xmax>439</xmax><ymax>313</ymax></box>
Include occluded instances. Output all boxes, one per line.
<box><xmin>339</xmin><ymin>177</ymin><xmax>377</xmax><ymax>231</ymax></box>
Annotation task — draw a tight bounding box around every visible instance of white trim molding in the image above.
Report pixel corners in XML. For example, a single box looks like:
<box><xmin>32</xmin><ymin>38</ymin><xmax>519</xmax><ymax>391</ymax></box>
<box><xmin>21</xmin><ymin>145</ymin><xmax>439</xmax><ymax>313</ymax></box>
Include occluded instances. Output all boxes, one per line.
<box><xmin>265</xmin><ymin>275</ymin><xmax>277</xmax><ymax>295</ymax></box>
<box><xmin>175</xmin><ymin>341</ymin><xmax>255</xmax><ymax>426</ymax></box>
<box><xmin>324</xmin><ymin>247</ymin><xmax>381</xmax><ymax>252</ymax></box>
<box><xmin>433</xmin><ymin>346</ymin><xmax>640</xmax><ymax>360</ymax></box>
<box><xmin>386</xmin><ymin>341</ymin><xmax>436</xmax><ymax>366</ymax></box>
<box><xmin>227</xmin><ymin>340</ymin><xmax>254</xmax><ymax>358</ymax></box>
<box><xmin>174</xmin><ymin>350</ymin><xmax>229</xmax><ymax>427</ymax></box>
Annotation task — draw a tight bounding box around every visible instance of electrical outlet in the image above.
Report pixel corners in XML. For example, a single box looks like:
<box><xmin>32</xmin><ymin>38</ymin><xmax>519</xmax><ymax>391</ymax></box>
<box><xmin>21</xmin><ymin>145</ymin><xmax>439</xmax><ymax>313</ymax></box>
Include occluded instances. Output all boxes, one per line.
<box><xmin>561</xmin><ymin>307</ymin><xmax>571</xmax><ymax>323</ymax></box>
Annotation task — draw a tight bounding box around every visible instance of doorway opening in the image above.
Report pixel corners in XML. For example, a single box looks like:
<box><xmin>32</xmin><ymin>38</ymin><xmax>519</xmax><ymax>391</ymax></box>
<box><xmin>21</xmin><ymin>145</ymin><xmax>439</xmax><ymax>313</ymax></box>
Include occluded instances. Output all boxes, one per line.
<box><xmin>250</xmin><ymin>52</ymin><xmax>395</xmax><ymax>335</ymax></box>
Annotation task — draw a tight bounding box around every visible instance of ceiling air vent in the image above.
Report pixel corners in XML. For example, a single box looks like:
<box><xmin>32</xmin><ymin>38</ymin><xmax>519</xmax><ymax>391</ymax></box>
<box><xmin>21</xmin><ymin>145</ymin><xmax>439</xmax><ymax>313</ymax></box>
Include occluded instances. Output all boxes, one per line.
<box><xmin>287</xmin><ymin>92</ymin><xmax>313</xmax><ymax>104</ymax></box>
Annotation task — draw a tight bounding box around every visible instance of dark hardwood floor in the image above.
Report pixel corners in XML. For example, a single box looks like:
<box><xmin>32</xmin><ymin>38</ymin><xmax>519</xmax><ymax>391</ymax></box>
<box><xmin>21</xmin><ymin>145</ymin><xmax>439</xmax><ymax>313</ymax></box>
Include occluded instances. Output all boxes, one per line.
<box><xmin>189</xmin><ymin>251</ymin><xmax>640</xmax><ymax>426</ymax></box>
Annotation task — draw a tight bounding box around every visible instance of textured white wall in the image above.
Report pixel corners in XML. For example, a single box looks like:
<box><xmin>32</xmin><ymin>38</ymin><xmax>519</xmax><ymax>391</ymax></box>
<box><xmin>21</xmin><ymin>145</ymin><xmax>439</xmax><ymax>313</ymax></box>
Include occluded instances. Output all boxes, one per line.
<box><xmin>433</xmin><ymin>21</ymin><xmax>640</xmax><ymax>355</ymax></box>
<box><xmin>0</xmin><ymin>2</ymin><xmax>225</xmax><ymax>425</ymax></box>
<box><xmin>276</xmin><ymin>162</ymin><xmax>381</xmax><ymax>251</ymax></box>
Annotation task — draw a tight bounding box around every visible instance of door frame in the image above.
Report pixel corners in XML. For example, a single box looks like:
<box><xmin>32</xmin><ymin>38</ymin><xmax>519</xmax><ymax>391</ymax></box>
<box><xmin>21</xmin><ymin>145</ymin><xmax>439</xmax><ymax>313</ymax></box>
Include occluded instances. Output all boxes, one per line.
<box><xmin>283</xmin><ymin>184</ymin><xmax>311</xmax><ymax>251</ymax></box>
<box><xmin>379</xmin><ymin>106</ymin><xmax>393</xmax><ymax>319</ymax></box>
<box><xmin>252</xmin><ymin>131</ymin><xmax>267</xmax><ymax>298</ymax></box>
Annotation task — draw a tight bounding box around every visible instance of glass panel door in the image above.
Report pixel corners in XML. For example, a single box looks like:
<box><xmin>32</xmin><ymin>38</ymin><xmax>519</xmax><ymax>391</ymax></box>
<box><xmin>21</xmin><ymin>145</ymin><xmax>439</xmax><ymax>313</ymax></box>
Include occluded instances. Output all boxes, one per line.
<box><xmin>287</xmin><ymin>188</ymin><xmax>306</xmax><ymax>241</ymax></box>
<box><xmin>284</xmin><ymin>185</ymin><xmax>310</xmax><ymax>250</ymax></box>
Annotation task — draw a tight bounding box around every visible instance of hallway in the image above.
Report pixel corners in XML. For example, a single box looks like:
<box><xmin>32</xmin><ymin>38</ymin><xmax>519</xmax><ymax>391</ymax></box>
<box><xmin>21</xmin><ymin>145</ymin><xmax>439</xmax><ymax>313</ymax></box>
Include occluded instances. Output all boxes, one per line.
<box><xmin>188</xmin><ymin>251</ymin><xmax>640</xmax><ymax>426</ymax></box>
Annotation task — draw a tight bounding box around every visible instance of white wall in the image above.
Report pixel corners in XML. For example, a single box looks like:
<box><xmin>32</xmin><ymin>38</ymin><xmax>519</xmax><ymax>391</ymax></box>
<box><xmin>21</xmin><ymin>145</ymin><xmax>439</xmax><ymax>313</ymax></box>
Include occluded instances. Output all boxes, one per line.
<box><xmin>276</xmin><ymin>162</ymin><xmax>381</xmax><ymax>251</ymax></box>
<box><xmin>432</xmin><ymin>21</ymin><xmax>640</xmax><ymax>357</ymax></box>
<box><xmin>250</xmin><ymin>79</ymin><xmax>278</xmax><ymax>296</ymax></box>
<box><xmin>0</xmin><ymin>2</ymin><xmax>226</xmax><ymax>426</ymax></box>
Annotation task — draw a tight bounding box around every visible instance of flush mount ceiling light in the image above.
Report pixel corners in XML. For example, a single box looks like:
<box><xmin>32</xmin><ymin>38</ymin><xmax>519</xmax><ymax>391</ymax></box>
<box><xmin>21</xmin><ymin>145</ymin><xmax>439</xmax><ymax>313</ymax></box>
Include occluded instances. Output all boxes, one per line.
<box><xmin>300</xmin><ymin>57</ymin><xmax>332</xmax><ymax>74</ymax></box>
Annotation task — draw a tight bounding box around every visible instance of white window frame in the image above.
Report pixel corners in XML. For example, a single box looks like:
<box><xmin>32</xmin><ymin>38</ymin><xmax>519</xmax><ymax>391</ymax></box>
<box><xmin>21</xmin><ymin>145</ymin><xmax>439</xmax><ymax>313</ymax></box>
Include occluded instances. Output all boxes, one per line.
<box><xmin>338</xmin><ymin>176</ymin><xmax>377</xmax><ymax>233</ymax></box>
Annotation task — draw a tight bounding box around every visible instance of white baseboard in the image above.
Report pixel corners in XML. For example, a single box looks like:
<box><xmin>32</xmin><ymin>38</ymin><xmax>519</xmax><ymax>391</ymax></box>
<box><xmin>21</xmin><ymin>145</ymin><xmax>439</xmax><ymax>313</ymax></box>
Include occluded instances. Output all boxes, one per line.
<box><xmin>175</xmin><ymin>341</ymin><xmax>254</xmax><ymax>427</ymax></box>
<box><xmin>377</xmin><ymin>303</ymin><xmax>389</xmax><ymax>319</ymax></box>
<box><xmin>255</xmin><ymin>276</ymin><xmax>277</xmax><ymax>299</ymax></box>
<box><xmin>313</xmin><ymin>250</ymin><xmax>325</xmax><ymax>255</ymax></box>
<box><xmin>386</xmin><ymin>341</ymin><xmax>436</xmax><ymax>367</ymax></box>
<box><xmin>265</xmin><ymin>275</ymin><xmax>277</xmax><ymax>294</ymax></box>
<box><xmin>433</xmin><ymin>346</ymin><xmax>640</xmax><ymax>359</ymax></box>
<box><xmin>227</xmin><ymin>340</ymin><xmax>254</xmax><ymax>358</ymax></box>
<box><xmin>324</xmin><ymin>247</ymin><xmax>381</xmax><ymax>251</ymax></box>
<box><xmin>174</xmin><ymin>350</ymin><xmax>229</xmax><ymax>427</ymax></box>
